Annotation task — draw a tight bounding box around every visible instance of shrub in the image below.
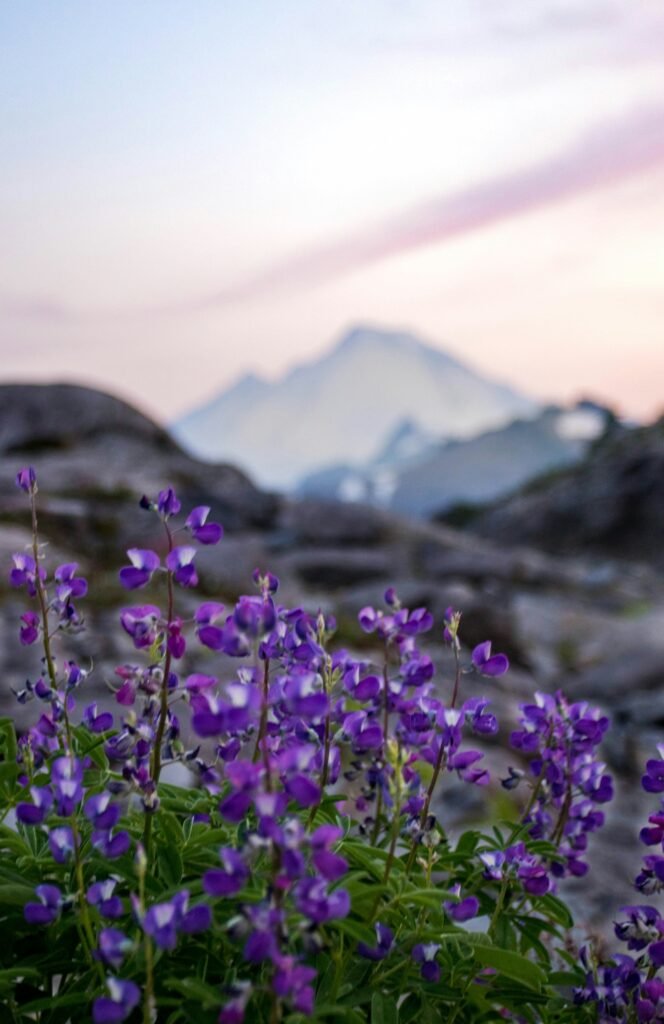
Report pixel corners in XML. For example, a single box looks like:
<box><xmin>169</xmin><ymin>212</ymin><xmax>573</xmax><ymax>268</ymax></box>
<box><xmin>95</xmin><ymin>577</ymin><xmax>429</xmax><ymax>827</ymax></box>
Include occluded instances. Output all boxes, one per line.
<box><xmin>0</xmin><ymin>468</ymin><xmax>661</xmax><ymax>1022</ymax></box>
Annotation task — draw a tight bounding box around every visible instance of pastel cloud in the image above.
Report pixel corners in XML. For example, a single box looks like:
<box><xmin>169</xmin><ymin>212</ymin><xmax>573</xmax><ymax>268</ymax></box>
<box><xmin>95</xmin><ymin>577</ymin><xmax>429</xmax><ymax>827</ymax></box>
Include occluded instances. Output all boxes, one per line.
<box><xmin>2</xmin><ymin>102</ymin><xmax>664</xmax><ymax>323</ymax></box>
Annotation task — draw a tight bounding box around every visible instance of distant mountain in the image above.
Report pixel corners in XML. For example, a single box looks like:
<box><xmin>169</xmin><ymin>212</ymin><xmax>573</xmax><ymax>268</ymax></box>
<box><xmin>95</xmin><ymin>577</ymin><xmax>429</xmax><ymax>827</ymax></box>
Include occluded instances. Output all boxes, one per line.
<box><xmin>173</xmin><ymin>325</ymin><xmax>538</xmax><ymax>489</ymax></box>
<box><xmin>298</xmin><ymin>402</ymin><xmax>611</xmax><ymax>517</ymax></box>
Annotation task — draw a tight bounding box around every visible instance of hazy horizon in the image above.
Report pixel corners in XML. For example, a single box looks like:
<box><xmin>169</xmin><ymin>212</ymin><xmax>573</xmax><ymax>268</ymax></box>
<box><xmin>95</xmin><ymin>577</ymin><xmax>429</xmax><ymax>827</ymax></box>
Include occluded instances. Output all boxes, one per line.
<box><xmin>2</xmin><ymin>1</ymin><xmax>664</xmax><ymax>423</ymax></box>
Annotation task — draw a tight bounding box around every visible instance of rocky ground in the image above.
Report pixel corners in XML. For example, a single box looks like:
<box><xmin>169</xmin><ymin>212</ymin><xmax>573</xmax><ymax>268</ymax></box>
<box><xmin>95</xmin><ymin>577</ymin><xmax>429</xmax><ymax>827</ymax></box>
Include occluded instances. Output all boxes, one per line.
<box><xmin>1</xmin><ymin>383</ymin><xmax>662</xmax><ymax>938</ymax></box>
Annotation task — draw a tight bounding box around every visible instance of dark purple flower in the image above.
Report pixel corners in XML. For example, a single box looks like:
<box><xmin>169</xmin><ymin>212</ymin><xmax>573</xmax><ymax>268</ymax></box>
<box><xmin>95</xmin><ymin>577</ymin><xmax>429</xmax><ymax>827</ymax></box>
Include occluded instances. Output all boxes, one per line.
<box><xmin>157</xmin><ymin>487</ymin><xmax>181</xmax><ymax>518</ymax></box>
<box><xmin>293</xmin><ymin>878</ymin><xmax>350</xmax><ymax>924</ymax></box>
<box><xmin>194</xmin><ymin>601</ymin><xmax>226</xmax><ymax>649</ymax></box>
<box><xmin>19</xmin><ymin>611</ymin><xmax>39</xmax><ymax>646</ymax></box>
<box><xmin>85</xmin><ymin>792</ymin><xmax>120</xmax><ymax>831</ymax></box>
<box><xmin>119</xmin><ymin>549</ymin><xmax>160</xmax><ymax>590</ymax></box>
<box><xmin>444</xmin><ymin>885</ymin><xmax>479</xmax><ymax>922</ymax></box>
<box><xmin>186</xmin><ymin>506</ymin><xmax>223</xmax><ymax>545</ymax></box>
<box><xmin>273</xmin><ymin>956</ymin><xmax>317</xmax><ymax>1015</ymax></box>
<box><xmin>87</xmin><ymin>880</ymin><xmax>124</xmax><ymax>919</ymax></box>
<box><xmin>643</xmin><ymin>760</ymin><xmax>664</xmax><ymax>795</ymax></box>
<box><xmin>83</xmin><ymin>703</ymin><xmax>114</xmax><ymax>734</ymax></box>
<box><xmin>92</xmin><ymin>829</ymin><xmax>131</xmax><ymax>860</ymax></box>
<box><xmin>92</xmin><ymin>978</ymin><xmax>141</xmax><ymax>1024</ymax></box>
<box><xmin>16</xmin><ymin>785</ymin><xmax>52</xmax><ymax>825</ymax></box>
<box><xmin>204</xmin><ymin>848</ymin><xmax>249</xmax><ymax>897</ymax></box>
<box><xmin>471</xmin><ymin>641</ymin><xmax>509</xmax><ymax>677</ymax></box>
<box><xmin>24</xmin><ymin>884</ymin><xmax>63</xmax><ymax>925</ymax></box>
<box><xmin>358</xmin><ymin>922</ymin><xmax>395</xmax><ymax>961</ymax></box>
<box><xmin>120</xmin><ymin>605</ymin><xmax>161</xmax><ymax>648</ymax></box>
<box><xmin>10</xmin><ymin>553</ymin><xmax>45</xmax><ymax>596</ymax></box>
<box><xmin>412</xmin><ymin>943</ymin><xmax>441</xmax><ymax>983</ymax></box>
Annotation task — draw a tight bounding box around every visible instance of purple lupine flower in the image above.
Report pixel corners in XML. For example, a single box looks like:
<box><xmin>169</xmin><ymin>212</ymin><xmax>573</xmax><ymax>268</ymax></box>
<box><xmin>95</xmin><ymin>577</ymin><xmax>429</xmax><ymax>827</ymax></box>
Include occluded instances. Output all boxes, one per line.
<box><xmin>16</xmin><ymin>785</ymin><xmax>53</xmax><ymax>825</ymax></box>
<box><xmin>293</xmin><ymin>878</ymin><xmax>350</xmax><ymax>924</ymax></box>
<box><xmin>48</xmin><ymin>826</ymin><xmax>76</xmax><ymax>863</ymax></box>
<box><xmin>83</xmin><ymin>703</ymin><xmax>114</xmax><ymax>734</ymax></box>
<box><xmin>186</xmin><ymin>506</ymin><xmax>223</xmax><ymax>545</ymax></box>
<box><xmin>92</xmin><ymin>977</ymin><xmax>141</xmax><ymax>1024</ymax></box>
<box><xmin>252</xmin><ymin>568</ymin><xmax>279</xmax><ymax>594</ymax></box>
<box><xmin>280</xmin><ymin>670</ymin><xmax>328</xmax><ymax>721</ymax></box>
<box><xmin>10</xmin><ymin>553</ymin><xmax>45</xmax><ymax>596</ymax></box>
<box><xmin>96</xmin><ymin>929</ymin><xmax>132</xmax><ymax>969</ymax></box>
<box><xmin>54</xmin><ymin>562</ymin><xmax>88</xmax><ymax>601</ymax></box>
<box><xmin>24</xmin><ymin>884</ymin><xmax>63</xmax><ymax>925</ymax></box>
<box><xmin>219</xmin><ymin>981</ymin><xmax>252</xmax><ymax>1024</ymax></box>
<box><xmin>16</xmin><ymin>466</ymin><xmax>37</xmax><ymax>493</ymax></box>
<box><xmin>641</xmin><ymin>812</ymin><xmax>664</xmax><ymax>847</ymax></box>
<box><xmin>85</xmin><ymin>792</ymin><xmax>120</xmax><ymax>831</ymax></box>
<box><xmin>157</xmin><ymin>487</ymin><xmax>181</xmax><ymax>518</ymax></box>
<box><xmin>272</xmin><ymin>956</ymin><xmax>317</xmax><ymax>1016</ymax></box>
<box><xmin>119</xmin><ymin>605</ymin><xmax>161</xmax><ymax>649</ymax></box>
<box><xmin>92</xmin><ymin>829</ymin><xmax>131</xmax><ymax>860</ymax></box>
<box><xmin>412</xmin><ymin>942</ymin><xmax>441</xmax><ymax>982</ymax></box>
<box><xmin>87</xmin><ymin>880</ymin><xmax>124</xmax><ymax>919</ymax></box>
<box><xmin>444</xmin><ymin>884</ymin><xmax>479</xmax><ymax>922</ymax></box>
<box><xmin>643</xmin><ymin>759</ymin><xmax>664</xmax><ymax>795</ymax></box>
<box><xmin>119</xmin><ymin>549</ymin><xmax>160</xmax><ymax>590</ymax></box>
<box><xmin>19</xmin><ymin>611</ymin><xmax>40</xmax><ymax>645</ymax></box>
<box><xmin>204</xmin><ymin>848</ymin><xmax>249</xmax><ymax>897</ymax></box>
<box><xmin>142</xmin><ymin>891</ymin><xmax>210</xmax><ymax>950</ymax></box>
<box><xmin>166</xmin><ymin>545</ymin><xmax>198</xmax><ymax>588</ymax></box>
<box><xmin>194</xmin><ymin>601</ymin><xmax>226</xmax><ymax>649</ymax></box>
<box><xmin>51</xmin><ymin>757</ymin><xmax>84</xmax><ymax>816</ymax></box>
<box><xmin>615</xmin><ymin>906</ymin><xmax>662</xmax><ymax>951</ymax></box>
<box><xmin>471</xmin><ymin>641</ymin><xmax>509</xmax><ymax>677</ymax></box>
<box><xmin>309</xmin><ymin>824</ymin><xmax>348</xmax><ymax>882</ymax></box>
<box><xmin>358</xmin><ymin>922</ymin><xmax>395</xmax><ymax>961</ymax></box>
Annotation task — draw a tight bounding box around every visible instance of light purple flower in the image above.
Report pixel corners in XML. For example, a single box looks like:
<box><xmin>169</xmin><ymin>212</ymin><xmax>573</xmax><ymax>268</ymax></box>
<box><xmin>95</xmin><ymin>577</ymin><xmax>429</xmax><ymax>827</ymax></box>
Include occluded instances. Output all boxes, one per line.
<box><xmin>186</xmin><ymin>506</ymin><xmax>223</xmax><ymax>545</ymax></box>
<box><xmin>119</xmin><ymin>549</ymin><xmax>160</xmax><ymax>590</ymax></box>
<box><xmin>166</xmin><ymin>546</ymin><xmax>198</xmax><ymax>588</ymax></box>
<box><xmin>16</xmin><ymin>466</ymin><xmax>37</xmax><ymax>493</ymax></box>
<box><xmin>471</xmin><ymin>641</ymin><xmax>509</xmax><ymax>677</ymax></box>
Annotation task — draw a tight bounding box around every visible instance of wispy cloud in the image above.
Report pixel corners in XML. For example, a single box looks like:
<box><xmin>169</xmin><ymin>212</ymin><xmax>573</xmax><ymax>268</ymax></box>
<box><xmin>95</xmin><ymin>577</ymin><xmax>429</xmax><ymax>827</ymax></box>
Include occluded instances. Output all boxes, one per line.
<box><xmin>3</xmin><ymin>103</ymin><xmax>664</xmax><ymax>323</ymax></box>
<box><xmin>183</xmin><ymin>103</ymin><xmax>664</xmax><ymax>309</ymax></box>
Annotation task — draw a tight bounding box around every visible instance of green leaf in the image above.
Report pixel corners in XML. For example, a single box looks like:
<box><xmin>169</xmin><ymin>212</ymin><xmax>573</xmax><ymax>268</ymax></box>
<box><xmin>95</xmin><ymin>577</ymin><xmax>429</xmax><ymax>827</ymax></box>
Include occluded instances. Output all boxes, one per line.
<box><xmin>371</xmin><ymin>991</ymin><xmax>398</xmax><ymax>1024</ymax></box>
<box><xmin>474</xmin><ymin>947</ymin><xmax>548</xmax><ymax>990</ymax></box>
<box><xmin>158</xmin><ymin>844</ymin><xmax>184</xmax><ymax>888</ymax></box>
<box><xmin>0</xmin><ymin>883</ymin><xmax>35</xmax><ymax>906</ymax></box>
<box><xmin>533</xmin><ymin>893</ymin><xmax>574</xmax><ymax>929</ymax></box>
<box><xmin>165</xmin><ymin>977</ymin><xmax>223</xmax><ymax>1007</ymax></box>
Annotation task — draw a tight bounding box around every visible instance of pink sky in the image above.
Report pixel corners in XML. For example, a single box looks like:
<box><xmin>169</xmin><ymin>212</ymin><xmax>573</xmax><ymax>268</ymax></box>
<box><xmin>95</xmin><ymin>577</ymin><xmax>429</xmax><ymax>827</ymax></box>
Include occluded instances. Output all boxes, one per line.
<box><xmin>1</xmin><ymin>1</ymin><xmax>663</xmax><ymax>423</ymax></box>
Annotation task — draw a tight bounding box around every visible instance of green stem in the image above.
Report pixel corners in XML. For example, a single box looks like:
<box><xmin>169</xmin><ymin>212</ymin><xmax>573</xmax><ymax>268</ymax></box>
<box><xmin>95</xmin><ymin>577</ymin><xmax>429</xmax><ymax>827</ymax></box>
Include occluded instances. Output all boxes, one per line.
<box><xmin>143</xmin><ymin>521</ymin><xmax>175</xmax><ymax>858</ymax></box>
<box><xmin>488</xmin><ymin>877</ymin><xmax>510</xmax><ymax>939</ymax></box>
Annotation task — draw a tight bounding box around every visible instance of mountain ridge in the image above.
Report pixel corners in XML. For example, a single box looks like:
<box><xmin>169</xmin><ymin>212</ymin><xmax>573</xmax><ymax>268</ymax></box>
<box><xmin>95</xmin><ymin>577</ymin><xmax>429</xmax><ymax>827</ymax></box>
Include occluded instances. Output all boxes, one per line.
<box><xmin>173</xmin><ymin>324</ymin><xmax>538</xmax><ymax>489</ymax></box>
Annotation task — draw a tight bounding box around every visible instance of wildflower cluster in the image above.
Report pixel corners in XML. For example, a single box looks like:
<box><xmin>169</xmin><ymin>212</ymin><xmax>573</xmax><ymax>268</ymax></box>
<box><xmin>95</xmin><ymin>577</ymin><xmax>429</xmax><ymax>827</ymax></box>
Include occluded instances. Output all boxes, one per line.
<box><xmin>0</xmin><ymin>467</ymin><xmax>659</xmax><ymax>1023</ymax></box>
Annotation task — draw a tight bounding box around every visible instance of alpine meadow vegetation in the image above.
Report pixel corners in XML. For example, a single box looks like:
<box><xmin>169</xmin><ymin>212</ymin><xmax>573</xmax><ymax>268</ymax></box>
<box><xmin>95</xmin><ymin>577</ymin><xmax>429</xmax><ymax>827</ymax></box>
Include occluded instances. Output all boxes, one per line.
<box><xmin>1</xmin><ymin>467</ymin><xmax>663</xmax><ymax>1023</ymax></box>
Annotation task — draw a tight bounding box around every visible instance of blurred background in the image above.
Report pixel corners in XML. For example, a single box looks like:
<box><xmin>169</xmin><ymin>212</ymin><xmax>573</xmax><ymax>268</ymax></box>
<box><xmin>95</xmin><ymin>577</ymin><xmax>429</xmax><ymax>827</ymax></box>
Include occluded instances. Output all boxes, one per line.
<box><xmin>1</xmin><ymin>0</ymin><xmax>664</xmax><ymax>930</ymax></box>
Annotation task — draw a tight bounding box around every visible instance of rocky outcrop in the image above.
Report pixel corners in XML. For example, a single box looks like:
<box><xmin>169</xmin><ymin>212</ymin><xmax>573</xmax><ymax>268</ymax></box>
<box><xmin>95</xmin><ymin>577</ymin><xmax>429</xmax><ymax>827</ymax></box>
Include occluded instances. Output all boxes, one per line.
<box><xmin>0</xmin><ymin>384</ymin><xmax>278</xmax><ymax>547</ymax></box>
<box><xmin>462</xmin><ymin>419</ymin><xmax>664</xmax><ymax>565</ymax></box>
